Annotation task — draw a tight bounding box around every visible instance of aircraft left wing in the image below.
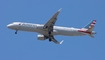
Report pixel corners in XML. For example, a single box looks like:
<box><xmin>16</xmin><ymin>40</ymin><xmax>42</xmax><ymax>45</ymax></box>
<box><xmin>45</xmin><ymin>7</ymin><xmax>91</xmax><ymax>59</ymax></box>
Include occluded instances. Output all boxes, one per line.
<box><xmin>43</xmin><ymin>8</ymin><xmax>62</xmax><ymax>30</ymax></box>
<box><xmin>43</xmin><ymin>8</ymin><xmax>63</xmax><ymax>44</ymax></box>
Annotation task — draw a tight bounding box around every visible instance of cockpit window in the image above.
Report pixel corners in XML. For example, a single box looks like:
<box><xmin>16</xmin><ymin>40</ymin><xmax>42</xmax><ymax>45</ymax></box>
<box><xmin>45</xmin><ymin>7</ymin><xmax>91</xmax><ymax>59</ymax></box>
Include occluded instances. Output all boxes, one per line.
<box><xmin>12</xmin><ymin>22</ymin><xmax>21</xmax><ymax>24</ymax></box>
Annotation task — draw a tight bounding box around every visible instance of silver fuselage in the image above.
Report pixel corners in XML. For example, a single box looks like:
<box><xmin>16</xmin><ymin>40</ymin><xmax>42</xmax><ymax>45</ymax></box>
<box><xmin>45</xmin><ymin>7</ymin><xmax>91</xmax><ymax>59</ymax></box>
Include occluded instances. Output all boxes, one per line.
<box><xmin>7</xmin><ymin>22</ymin><xmax>90</xmax><ymax>36</ymax></box>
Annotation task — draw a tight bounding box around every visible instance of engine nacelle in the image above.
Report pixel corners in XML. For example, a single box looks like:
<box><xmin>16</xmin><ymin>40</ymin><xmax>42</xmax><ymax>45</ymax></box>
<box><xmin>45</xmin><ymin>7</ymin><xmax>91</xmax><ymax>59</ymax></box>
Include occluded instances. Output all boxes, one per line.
<box><xmin>37</xmin><ymin>35</ymin><xmax>46</xmax><ymax>40</ymax></box>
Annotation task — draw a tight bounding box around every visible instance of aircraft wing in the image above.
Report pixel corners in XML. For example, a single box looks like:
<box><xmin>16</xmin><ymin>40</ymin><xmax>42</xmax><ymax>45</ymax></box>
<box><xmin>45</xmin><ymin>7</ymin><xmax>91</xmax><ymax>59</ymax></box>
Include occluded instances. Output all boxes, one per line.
<box><xmin>51</xmin><ymin>37</ymin><xmax>64</xmax><ymax>44</ymax></box>
<box><xmin>43</xmin><ymin>8</ymin><xmax>62</xmax><ymax>31</ymax></box>
<box><xmin>43</xmin><ymin>8</ymin><xmax>63</xmax><ymax>44</ymax></box>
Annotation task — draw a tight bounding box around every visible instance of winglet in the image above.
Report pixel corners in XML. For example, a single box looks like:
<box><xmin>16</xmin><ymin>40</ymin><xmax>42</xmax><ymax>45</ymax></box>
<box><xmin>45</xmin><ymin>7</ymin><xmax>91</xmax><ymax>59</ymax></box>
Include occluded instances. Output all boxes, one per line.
<box><xmin>58</xmin><ymin>8</ymin><xmax>62</xmax><ymax>12</ymax></box>
<box><xmin>59</xmin><ymin>40</ymin><xmax>64</xmax><ymax>44</ymax></box>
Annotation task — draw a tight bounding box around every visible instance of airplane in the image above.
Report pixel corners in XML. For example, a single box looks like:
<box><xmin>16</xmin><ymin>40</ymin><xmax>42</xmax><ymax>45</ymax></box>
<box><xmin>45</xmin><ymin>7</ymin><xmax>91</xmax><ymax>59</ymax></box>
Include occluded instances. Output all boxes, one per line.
<box><xmin>7</xmin><ymin>8</ymin><xmax>97</xmax><ymax>44</ymax></box>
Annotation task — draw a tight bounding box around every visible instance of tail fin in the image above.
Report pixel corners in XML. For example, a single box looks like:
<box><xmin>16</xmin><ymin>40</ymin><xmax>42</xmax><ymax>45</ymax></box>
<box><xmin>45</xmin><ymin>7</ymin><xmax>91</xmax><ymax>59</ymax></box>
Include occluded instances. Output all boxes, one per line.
<box><xmin>84</xmin><ymin>20</ymin><xmax>96</xmax><ymax>32</ymax></box>
<box><xmin>79</xmin><ymin>20</ymin><xmax>97</xmax><ymax>38</ymax></box>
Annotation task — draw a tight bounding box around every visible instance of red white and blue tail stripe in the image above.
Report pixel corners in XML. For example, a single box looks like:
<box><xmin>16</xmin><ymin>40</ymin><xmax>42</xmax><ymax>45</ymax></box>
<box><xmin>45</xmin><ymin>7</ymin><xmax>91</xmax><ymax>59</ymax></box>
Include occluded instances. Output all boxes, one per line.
<box><xmin>78</xmin><ymin>20</ymin><xmax>97</xmax><ymax>38</ymax></box>
<box><xmin>84</xmin><ymin>20</ymin><xmax>96</xmax><ymax>29</ymax></box>
<box><xmin>84</xmin><ymin>20</ymin><xmax>96</xmax><ymax>32</ymax></box>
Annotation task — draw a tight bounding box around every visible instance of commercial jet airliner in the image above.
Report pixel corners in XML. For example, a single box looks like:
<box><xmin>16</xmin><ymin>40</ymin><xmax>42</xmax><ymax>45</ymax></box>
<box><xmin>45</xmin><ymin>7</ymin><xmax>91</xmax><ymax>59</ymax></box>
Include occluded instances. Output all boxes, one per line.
<box><xmin>7</xmin><ymin>8</ymin><xmax>96</xmax><ymax>44</ymax></box>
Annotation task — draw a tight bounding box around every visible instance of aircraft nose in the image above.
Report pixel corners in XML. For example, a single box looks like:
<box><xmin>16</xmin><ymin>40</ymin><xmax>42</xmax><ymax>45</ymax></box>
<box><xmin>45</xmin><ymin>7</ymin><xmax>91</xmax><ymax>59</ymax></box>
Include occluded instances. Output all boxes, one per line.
<box><xmin>7</xmin><ymin>24</ymin><xmax>13</xmax><ymax>28</ymax></box>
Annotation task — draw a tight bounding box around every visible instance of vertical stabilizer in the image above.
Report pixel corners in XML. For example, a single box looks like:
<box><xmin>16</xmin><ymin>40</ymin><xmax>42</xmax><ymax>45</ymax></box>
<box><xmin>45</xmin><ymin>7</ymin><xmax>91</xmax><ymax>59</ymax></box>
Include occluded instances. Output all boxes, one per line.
<box><xmin>78</xmin><ymin>20</ymin><xmax>97</xmax><ymax>38</ymax></box>
<box><xmin>84</xmin><ymin>20</ymin><xmax>96</xmax><ymax>32</ymax></box>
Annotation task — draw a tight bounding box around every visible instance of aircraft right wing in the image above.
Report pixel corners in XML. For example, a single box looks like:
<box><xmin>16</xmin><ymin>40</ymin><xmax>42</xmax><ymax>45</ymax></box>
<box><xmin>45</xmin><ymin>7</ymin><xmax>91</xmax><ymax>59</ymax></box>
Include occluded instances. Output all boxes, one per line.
<box><xmin>51</xmin><ymin>36</ymin><xmax>64</xmax><ymax>44</ymax></box>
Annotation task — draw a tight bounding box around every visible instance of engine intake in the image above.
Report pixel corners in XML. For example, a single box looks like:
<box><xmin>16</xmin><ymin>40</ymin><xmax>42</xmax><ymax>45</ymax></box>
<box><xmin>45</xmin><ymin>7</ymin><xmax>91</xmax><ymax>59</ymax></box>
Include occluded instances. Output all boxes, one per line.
<box><xmin>37</xmin><ymin>35</ymin><xmax>46</xmax><ymax>40</ymax></box>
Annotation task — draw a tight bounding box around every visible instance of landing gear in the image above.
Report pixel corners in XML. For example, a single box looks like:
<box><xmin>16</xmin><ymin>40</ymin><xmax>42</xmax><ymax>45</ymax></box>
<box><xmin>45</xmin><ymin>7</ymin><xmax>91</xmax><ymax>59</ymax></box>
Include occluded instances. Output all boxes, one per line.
<box><xmin>49</xmin><ymin>38</ymin><xmax>52</xmax><ymax>42</ymax></box>
<box><xmin>15</xmin><ymin>30</ymin><xmax>18</xmax><ymax>34</ymax></box>
<box><xmin>48</xmin><ymin>29</ymin><xmax>52</xmax><ymax>42</ymax></box>
<box><xmin>48</xmin><ymin>31</ymin><xmax>52</xmax><ymax>42</ymax></box>
<box><xmin>49</xmin><ymin>31</ymin><xmax>51</xmax><ymax>34</ymax></box>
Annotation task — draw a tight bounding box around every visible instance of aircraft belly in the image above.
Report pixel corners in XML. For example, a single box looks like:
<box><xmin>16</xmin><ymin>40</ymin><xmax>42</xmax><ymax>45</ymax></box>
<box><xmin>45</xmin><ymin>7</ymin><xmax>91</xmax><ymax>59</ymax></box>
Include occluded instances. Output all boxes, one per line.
<box><xmin>56</xmin><ymin>29</ymin><xmax>84</xmax><ymax>36</ymax></box>
<box><xmin>19</xmin><ymin>26</ymin><xmax>38</xmax><ymax>32</ymax></box>
<box><xmin>36</xmin><ymin>29</ymin><xmax>58</xmax><ymax>36</ymax></box>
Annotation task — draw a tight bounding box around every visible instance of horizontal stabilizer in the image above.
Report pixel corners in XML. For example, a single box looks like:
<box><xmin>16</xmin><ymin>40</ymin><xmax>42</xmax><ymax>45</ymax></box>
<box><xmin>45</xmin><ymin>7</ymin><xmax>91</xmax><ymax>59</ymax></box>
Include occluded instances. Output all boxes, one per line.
<box><xmin>89</xmin><ymin>35</ymin><xmax>94</xmax><ymax>38</ymax></box>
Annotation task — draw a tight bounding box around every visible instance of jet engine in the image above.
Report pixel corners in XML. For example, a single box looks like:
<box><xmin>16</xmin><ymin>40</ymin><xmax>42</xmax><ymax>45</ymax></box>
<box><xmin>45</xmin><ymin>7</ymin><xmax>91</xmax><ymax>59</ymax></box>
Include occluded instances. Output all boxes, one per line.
<box><xmin>37</xmin><ymin>35</ymin><xmax>46</xmax><ymax>40</ymax></box>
